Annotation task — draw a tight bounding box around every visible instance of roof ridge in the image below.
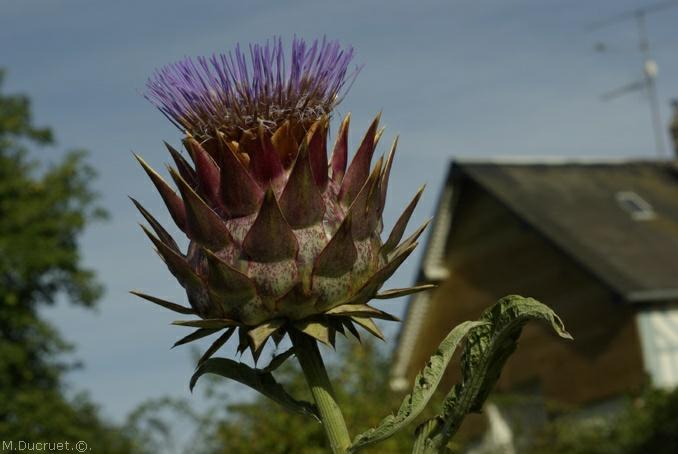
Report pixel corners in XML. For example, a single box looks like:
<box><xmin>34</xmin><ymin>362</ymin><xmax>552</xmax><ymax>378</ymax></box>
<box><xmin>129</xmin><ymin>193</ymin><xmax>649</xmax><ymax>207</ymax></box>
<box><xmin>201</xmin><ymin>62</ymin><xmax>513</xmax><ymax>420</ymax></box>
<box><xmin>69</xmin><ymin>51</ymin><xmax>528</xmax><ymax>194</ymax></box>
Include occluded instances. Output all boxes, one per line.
<box><xmin>451</xmin><ymin>156</ymin><xmax>675</xmax><ymax>166</ymax></box>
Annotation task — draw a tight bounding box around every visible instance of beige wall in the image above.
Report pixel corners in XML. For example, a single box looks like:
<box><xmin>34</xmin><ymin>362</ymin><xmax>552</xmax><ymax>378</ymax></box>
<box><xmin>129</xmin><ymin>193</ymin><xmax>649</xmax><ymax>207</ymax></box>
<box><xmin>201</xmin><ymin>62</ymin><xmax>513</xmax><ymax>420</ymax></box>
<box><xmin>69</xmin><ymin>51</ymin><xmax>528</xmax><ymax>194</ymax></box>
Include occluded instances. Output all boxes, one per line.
<box><xmin>405</xmin><ymin>179</ymin><xmax>647</xmax><ymax>406</ymax></box>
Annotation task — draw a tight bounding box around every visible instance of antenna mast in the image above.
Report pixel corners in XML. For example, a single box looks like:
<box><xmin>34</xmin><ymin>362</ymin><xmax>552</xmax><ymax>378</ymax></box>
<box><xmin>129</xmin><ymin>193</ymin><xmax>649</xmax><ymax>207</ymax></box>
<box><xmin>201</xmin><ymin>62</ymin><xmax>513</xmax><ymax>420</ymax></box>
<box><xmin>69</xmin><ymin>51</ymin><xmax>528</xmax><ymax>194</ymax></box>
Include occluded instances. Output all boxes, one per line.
<box><xmin>591</xmin><ymin>0</ymin><xmax>678</xmax><ymax>158</ymax></box>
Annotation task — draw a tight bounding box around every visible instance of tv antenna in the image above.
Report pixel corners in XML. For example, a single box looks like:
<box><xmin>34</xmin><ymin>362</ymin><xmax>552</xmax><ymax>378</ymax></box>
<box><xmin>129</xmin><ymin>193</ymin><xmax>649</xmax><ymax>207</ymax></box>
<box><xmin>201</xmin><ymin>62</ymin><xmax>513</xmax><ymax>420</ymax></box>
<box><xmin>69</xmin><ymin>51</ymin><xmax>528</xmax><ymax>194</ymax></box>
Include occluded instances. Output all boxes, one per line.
<box><xmin>590</xmin><ymin>0</ymin><xmax>678</xmax><ymax>158</ymax></box>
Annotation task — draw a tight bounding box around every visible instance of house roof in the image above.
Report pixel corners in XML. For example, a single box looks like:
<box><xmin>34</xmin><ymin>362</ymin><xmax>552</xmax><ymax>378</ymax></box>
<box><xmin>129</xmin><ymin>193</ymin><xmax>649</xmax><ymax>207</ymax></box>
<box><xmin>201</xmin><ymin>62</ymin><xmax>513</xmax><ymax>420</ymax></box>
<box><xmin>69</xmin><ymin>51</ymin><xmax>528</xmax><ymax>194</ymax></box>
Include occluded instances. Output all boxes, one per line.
<box><xmin>452</xmin><ymin>159</ymin><xmax>678</xmax><ymax>302</ymax></box>
<box><xmin>390</xmin><ymin>158</ymin><xmax>678</xmax><ymax>390</ymax></box>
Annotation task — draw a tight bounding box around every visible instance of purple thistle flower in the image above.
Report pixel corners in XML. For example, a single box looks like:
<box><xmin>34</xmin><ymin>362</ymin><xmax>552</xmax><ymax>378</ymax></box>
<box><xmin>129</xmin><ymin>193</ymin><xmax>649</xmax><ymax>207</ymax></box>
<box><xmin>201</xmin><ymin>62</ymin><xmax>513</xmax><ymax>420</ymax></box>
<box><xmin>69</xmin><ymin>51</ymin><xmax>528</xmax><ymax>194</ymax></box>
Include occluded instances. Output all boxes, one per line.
<box><xmin>145</xmin><ymin>36</ymin><xmax>360</xmax><ymax>139</ymax></box>
<box><xmin>134</xmin><ymin>37</ymin><xmax>435</xmax><ymax>378</ymax></box>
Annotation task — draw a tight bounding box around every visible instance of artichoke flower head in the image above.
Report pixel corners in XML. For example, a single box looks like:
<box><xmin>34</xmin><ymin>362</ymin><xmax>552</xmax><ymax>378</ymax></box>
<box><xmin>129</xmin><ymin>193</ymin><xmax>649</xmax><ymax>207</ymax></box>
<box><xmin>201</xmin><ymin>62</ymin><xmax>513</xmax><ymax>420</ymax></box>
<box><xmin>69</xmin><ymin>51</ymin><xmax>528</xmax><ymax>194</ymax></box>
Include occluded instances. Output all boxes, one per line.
<box><xmin>133</xmin><ymin>37</ymin><xmax>432</xmax><ymax>362</ymax></box>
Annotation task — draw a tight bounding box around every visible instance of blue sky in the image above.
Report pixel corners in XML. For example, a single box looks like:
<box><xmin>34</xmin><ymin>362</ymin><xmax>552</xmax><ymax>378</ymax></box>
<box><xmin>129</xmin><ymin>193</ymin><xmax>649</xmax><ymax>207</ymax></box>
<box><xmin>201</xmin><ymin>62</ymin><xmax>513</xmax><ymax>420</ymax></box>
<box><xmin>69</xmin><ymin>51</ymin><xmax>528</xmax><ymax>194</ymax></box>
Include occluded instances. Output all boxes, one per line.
<box><xmin>3</xmin><ymin>0</ymin><xmax>678</xmax><ymax>422</ymax></box>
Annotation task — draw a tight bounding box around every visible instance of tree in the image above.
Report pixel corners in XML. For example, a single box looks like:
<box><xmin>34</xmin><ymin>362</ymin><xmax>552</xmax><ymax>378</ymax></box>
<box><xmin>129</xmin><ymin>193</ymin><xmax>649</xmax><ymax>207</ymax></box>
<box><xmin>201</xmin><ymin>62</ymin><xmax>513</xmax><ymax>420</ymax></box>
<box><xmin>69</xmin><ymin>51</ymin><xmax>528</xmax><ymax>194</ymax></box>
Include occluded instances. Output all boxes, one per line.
<box><xmin>0</xmin><ymin>69</ymin><xmax>139</xmax><ymax>452</ymax></box>
<box><xmin>527</xmin><ymin>387</ymin><xmax>678</xmax><ymax>454</ymax></box>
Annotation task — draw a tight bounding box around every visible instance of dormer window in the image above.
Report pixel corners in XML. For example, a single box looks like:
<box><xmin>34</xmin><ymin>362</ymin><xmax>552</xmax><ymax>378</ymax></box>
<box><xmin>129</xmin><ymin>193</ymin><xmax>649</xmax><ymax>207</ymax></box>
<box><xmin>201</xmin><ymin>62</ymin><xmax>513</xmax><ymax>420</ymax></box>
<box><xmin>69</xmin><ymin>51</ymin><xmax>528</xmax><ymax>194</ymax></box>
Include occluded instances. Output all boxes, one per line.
<box><xmin>615</xmin><ymin>191</ymin><xmax>656</xmax><ymax>221</ymax></box>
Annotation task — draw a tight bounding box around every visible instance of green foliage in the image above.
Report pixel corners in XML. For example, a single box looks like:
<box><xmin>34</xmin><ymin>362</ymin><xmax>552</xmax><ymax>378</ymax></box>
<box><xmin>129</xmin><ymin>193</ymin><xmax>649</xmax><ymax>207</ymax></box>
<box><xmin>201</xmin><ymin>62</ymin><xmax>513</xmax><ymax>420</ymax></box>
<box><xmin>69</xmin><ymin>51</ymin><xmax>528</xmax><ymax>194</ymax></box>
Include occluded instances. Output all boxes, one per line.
<box><xmin>125</xmin><ymin>397</ymin><xmax>215</xmax><ymax>454</ymax></box>
<box><xmin>127</xmin><ymin>297</ymin><xmax>571</xmax><ymax>453</ymax></box>
<box><xmin>4</xmin><ymin>389</ymin><xmax>136</xmax><ymax>453</ymax></box>
<box><xmin>0</xmin><ymin>70</ymin><xmax>136</xmax><ymax>452</ymax></box>
<box><xmin>415</xmin><ymin>295</ymin><xmax>572</xmax><ymax>453</ymax></box>
<box><xmin>350</xmin><ymin>321</ymin><xmax>486</xmax><ymax>452</ymax></box>
<box><xmin>128</xmin><ymin>340</ymin><xmax>435</xmax><ymax>454</ymax></box>
<box><xmin>528</xmin><ymin>387</ymin><xmax>678</xmax><ymax>454</ymax></box>
<box><xmin>190</xmin><ymin>354</ymin><xmax>320</xmax><ymax>421</ymax></box>
<box><xmin>218</xmin><ymin>340</ymin><xmax>431</xmax><ymax>453</ymax></box>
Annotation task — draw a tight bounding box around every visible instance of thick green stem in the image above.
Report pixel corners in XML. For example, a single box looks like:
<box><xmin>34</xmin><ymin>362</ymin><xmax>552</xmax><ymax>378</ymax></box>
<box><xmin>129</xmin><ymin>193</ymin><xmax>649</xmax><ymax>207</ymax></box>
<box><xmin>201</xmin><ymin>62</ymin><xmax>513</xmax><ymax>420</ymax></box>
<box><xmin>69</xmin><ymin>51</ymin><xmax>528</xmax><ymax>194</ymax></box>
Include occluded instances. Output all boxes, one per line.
<box><xmin>412</xmin><ymin>419</ymin><xmax>441</xmax><ymax>454</ymax></box>
<box><xmin>290</xmin><ymin>330</ymin><xmax>351</xmax><ymax>454</ymax></box>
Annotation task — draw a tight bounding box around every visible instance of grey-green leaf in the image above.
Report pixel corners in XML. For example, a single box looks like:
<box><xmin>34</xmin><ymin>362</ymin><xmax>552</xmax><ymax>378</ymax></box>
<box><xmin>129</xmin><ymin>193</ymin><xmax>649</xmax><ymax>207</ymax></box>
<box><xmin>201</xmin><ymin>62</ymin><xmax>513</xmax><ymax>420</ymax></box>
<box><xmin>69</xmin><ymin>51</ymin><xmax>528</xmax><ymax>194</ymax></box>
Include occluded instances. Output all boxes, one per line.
<box><xmin>263</xmin><ymin>347</ymin><xmax>295</xmax><ymax>373</ymax></box>
<box><xmin>172</xmin><ymin>327</ymin><xmax>219</xmax><ymax>348</ymax></box>
<box><xmin>421</xmin><ymin>295</ymin><xmax>571</xmax><ymax>453</ymax></box>
<box><xmin>197</xmin><ymin>327</ymin><xmax>235</xmax><ymax>365</ymax></box>
<box><xmin>172</xmin><ymin>318</ymin><xmax>239</xmax><ymax>329</ymax></box>
<box><xmin>349</xmin><ymin>320</ymin><xmax>487</xmax><ymax>452</ymax></box>
<box><xmin>190</xmin><ymin>357</ymin><xmax>319</xmax><ymax>421</ymax></box>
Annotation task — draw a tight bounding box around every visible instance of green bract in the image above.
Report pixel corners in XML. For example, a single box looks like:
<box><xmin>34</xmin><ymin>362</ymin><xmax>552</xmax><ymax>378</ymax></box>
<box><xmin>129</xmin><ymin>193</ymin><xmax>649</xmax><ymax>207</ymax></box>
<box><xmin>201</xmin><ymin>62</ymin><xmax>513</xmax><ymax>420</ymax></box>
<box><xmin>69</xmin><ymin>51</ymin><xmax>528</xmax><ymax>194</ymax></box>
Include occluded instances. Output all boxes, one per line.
<box><xmin>132</xmin><ymin>113</ymin><xmax>432</xmax><ymax>360</ymax></box>
<box><xmin>134</xmin><ymin>38</ymin><xmax>432</xmax><ymax>362</ymax></box>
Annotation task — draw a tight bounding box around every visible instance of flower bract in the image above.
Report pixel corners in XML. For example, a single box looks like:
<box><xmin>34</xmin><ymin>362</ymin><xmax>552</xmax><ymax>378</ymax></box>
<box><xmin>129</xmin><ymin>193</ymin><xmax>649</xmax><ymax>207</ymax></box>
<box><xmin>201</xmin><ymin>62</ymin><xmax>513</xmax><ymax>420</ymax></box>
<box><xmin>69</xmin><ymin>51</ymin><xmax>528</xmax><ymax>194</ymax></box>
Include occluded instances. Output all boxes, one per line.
<box><xmin>133</xmin><ymin>38</ymin><xmax>432</xmax><ymax>362</ymax></box>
